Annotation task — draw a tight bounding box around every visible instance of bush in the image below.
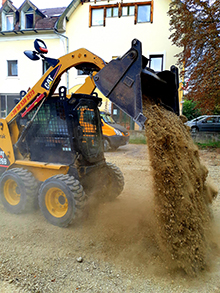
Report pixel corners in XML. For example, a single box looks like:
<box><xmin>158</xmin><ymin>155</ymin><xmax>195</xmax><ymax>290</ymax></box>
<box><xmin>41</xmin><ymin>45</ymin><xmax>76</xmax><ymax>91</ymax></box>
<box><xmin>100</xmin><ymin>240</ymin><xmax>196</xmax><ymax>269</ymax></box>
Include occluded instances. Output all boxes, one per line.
<box><xmin>196</xmin><ymin>141</ymin><xmax>220</xmax><ymax>149</ymax></box>
<box><xmin>129</xmin><ymin>138</ymin><xmax>147</xmax><ymax>144</ymax></box>
<box><xmin>182</xmin><ymin>99</ymin><xmax>201</xmax><ymax>120</ymax></box>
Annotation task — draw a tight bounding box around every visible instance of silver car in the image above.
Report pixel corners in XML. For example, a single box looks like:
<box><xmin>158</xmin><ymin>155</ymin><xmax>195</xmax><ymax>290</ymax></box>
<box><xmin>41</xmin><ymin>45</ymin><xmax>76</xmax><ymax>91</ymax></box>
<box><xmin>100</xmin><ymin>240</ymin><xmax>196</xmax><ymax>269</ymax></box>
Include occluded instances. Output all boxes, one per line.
<box><xmin>189</xmin><ymin>115</ymin><xmax>220</xmax><ymax>133</ymax></box>
<box><xmin>185</xmin><ymin>115</ymin><xmax>208</xmax><ymax>127</ymax></box>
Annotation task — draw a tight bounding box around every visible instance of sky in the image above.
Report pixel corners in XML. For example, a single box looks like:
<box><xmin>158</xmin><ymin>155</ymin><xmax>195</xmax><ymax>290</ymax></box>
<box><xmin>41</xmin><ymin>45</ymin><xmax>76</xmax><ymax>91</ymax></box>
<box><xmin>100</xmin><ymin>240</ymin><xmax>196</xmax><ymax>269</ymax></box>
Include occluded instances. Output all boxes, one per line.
<box><xmin>2</xmin><ymin>0</ymin><xmax>72</xmax><ymax>9</ymax></box>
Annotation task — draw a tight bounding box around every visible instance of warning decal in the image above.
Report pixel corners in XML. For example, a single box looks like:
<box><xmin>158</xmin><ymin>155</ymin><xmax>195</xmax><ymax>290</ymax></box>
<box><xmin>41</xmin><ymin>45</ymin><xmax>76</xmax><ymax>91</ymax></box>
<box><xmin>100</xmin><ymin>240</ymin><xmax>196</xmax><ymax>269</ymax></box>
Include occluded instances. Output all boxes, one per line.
<box><xmin>0</xmin><ymin>148</ymin><xmax>10</xmax><ymax>167</ymax></box>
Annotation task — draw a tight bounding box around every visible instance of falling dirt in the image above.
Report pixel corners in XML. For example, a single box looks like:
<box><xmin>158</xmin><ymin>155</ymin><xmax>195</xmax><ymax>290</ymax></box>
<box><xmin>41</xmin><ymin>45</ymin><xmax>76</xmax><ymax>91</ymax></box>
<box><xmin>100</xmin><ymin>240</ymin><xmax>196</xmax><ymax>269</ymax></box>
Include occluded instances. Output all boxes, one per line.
<box><xmin>143</xmin><ymin>97</ymin><xmax>218</xmax><ymax>276</ymax></box>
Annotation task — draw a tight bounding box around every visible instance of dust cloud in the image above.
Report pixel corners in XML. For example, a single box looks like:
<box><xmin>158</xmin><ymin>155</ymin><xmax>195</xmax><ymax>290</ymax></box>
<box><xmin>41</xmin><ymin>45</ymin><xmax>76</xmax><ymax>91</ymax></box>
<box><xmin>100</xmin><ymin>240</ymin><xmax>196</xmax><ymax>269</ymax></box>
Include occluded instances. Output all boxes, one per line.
<box><xmin>76</xmin><ymin>95</ymin><xmax>219</xmax><ymax>277</ymax></box>
<box><xmin>143</xmin><ymin>97</ymin><xmax>218</xmax><ymax>276</ymax></box>
<box><xmin>79</xmin><ymin>98</ymin><xmax>218</xmax><ymax>277</ymax></box>
<box><xmin>80</xmin><ymin>187</ymin><xmax>162</xmax><ymax>273</ymax></box>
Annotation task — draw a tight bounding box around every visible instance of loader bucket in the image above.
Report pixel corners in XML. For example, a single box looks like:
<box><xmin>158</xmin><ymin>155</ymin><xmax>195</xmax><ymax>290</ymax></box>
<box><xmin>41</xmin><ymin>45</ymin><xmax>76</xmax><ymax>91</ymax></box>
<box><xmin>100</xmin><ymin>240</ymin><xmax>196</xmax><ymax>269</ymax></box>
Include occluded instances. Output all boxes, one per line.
<box><xmin>94</xmin><ymin>39</ymin><xmax>179</xmax><ymax>127</ymax></box>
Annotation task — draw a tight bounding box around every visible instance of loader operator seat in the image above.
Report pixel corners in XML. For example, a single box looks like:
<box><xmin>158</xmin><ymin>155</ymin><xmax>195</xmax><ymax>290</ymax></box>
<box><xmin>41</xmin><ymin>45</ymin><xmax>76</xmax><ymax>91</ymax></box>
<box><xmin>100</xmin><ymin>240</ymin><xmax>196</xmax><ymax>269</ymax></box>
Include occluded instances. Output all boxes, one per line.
<box><xmin>48</xmin><ymin>109</ymin><xmax>68</xmax><ymax>135</ymax></box>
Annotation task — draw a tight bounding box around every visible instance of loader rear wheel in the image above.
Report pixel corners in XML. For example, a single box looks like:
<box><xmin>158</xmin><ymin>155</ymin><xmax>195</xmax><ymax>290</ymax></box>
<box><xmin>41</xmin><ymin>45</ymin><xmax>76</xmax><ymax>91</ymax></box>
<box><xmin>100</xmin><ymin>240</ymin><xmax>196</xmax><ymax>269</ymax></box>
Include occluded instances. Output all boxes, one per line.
<box><xmin>103</xmin><ymin>162</ymin><xmax>124</xmax><ymax>201</ymax></box>
<box><xmin>81</xmin><ymin>162</ymin><xmax>124</xmax><ymax>202</ymax></box>
<box><xmin>0</xmin><ymin>168</ymin><xmax>38</xmax><ymax>214</ymax></box>
<box><xmin>38</xmin><ymin>174</ymin><xmax>86</xmax><ymax>227</ymax></box>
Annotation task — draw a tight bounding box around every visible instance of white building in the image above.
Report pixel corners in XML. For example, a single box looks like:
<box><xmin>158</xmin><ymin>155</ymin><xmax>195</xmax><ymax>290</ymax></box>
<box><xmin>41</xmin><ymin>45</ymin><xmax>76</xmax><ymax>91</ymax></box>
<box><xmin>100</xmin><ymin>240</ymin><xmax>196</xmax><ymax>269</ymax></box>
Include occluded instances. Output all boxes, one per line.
<box><xmin>0</xmin><ymin>0</ymin><xmax>181</xmax><ymax>127</ymax></box>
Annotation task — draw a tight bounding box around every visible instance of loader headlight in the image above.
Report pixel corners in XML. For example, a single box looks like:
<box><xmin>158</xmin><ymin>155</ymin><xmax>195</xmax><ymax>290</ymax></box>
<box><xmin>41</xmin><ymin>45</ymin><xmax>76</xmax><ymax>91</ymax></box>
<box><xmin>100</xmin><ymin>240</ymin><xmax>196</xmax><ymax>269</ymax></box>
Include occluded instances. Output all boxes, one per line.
<box><xmin>114</xmin><ymin>129</ymin><xmax>123</xmax><ymax>136</ymax></box>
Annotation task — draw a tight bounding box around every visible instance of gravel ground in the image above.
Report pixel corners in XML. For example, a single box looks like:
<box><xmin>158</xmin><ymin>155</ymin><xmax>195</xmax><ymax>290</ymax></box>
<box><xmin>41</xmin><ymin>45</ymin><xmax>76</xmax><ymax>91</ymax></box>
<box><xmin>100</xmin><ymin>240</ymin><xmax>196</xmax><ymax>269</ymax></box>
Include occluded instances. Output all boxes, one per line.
<box><xmin>0</xmin><ymin>144</ymin><xmax>219</xmax><ymax>293</ymax></box>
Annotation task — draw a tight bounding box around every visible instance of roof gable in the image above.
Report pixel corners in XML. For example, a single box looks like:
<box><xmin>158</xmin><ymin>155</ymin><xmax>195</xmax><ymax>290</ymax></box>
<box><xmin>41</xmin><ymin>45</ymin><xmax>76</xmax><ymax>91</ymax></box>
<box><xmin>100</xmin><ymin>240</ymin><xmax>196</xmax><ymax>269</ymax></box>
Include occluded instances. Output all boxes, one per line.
<box><xmin>18</xmin><ymin>0</ymin><xmax>45</xmax><ymax>18</ymax></box>
<box><xmin>0</xmin><ymin>0</ymin><xmax>68</xmax><ymax>33</ymax></box>
<box><xmin>0</xmin><ymin>0</ymin><xmax>17</xmax><ymax>13</ymax></box>
<box><xmin>55</xmin><ymin>0</ymin><xmax>81</xmax><ymax>32</ymax></box>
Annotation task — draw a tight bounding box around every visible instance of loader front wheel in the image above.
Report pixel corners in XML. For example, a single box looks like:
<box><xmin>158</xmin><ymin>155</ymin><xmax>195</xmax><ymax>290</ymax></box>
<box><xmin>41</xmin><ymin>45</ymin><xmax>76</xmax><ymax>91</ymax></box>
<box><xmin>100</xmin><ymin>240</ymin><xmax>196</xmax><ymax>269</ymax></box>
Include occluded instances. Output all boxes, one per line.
<box><xmin>0</xmin><ymin>168</ymin><xmax>38</xmax><ymax>214</ymax></box>
<box><xmin>38</xmin><ymin>174</ymin><xmax>86</xmax><ymax>227</ymax></box>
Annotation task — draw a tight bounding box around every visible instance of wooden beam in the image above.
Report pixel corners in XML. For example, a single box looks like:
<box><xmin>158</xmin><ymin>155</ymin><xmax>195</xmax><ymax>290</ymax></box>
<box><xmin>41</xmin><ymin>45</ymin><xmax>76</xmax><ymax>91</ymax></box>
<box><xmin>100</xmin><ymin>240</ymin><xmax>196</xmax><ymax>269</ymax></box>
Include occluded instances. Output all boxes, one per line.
<box><xmin>89</xmin><ymin>5</ymin><xmax>91</xmax><ymax>27</ymax></box>
<box><xmin>151</xmin><ymin>0</ymin><xmax>154</xmax><ymax>23</ymax></box>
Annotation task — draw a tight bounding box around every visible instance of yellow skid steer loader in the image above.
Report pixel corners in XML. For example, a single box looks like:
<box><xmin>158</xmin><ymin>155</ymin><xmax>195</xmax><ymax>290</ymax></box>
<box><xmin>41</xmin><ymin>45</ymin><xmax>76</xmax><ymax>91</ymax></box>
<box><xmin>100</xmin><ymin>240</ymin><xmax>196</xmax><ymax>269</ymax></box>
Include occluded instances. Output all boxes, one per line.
<box><xmin>0</xmin><ymin>39</ymin><xmax>179</xmax><ymax>227</ymax></box>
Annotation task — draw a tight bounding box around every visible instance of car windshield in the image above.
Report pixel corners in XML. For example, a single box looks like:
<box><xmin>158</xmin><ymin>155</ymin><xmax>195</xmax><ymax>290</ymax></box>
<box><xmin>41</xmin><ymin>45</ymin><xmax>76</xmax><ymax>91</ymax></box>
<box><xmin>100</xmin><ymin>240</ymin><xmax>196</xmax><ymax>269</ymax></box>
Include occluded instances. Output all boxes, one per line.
<box><xmin>100</xmin><ymin>113</ymin><xmax>115</xmax><ymax>124</ymax></box>
<box><xmin>191</xmin><ymin>116</ymin><xmax>206</xmax><ymax>122</ymax></box>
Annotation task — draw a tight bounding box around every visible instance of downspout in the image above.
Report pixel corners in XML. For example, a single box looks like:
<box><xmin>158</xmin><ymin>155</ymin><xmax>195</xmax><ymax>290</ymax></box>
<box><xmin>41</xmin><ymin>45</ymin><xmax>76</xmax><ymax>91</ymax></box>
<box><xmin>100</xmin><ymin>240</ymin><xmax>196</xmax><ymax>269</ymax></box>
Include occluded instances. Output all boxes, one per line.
<box><xmin>54</xmin><ymin>29</ymin><xmax>69</xmax><ymax>93</ymax></box>
<box><xmin>54</xmin><ymin>0</ymin><xmax>81</xmax><ymax>92</ymax></box>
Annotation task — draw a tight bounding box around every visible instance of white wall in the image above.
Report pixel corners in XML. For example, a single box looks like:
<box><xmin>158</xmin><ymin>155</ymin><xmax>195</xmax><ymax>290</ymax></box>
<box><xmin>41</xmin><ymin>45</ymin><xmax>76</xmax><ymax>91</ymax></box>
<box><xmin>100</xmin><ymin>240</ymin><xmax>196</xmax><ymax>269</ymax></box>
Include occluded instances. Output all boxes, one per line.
<box><xmin>0</xmin><ymin>0</ymin><xmax>181</xmax><ymax>97</ymax></box>
<box><xmin>65</xmin><ymin>0</ymin><xmax>180</xmax><ymax>90</ymax></box>
<box><xmin>0</xmin><ymin>34</ymin><xmax>66</xmax><ymax>94</ymax></box>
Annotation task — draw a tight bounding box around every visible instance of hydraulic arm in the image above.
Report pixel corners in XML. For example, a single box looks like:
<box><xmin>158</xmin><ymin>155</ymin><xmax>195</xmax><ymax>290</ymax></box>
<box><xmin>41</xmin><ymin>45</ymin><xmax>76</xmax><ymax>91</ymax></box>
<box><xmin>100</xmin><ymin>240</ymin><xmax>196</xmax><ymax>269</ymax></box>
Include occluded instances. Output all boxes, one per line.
<box><xmin>6</xmin><ymin>47</ymin><xmax>106</xmax><ymax>125</ymax></box>
<box><xmin>7</xmin><ymin>38</ymin><xmax>179</xmax><ymax>129</ymax></box>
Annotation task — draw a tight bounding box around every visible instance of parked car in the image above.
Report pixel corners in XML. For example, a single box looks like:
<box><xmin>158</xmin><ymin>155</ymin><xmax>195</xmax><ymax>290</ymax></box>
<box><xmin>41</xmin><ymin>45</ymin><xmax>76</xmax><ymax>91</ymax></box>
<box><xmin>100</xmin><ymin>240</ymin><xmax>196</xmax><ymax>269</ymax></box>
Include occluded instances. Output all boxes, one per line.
<box><xmin>189</xmin><ymin>115</ymin><xmax>220</xmax><ymax>133</ymax></box>
<box><xmin>100</xmin><ymin>111</ymin><xmax>130</xmax><ymax>151</ymax></box>
<box><xmin>185</xmin><ymin>115</ymin><xmax>208</xmax><ymax>127</ymax></box>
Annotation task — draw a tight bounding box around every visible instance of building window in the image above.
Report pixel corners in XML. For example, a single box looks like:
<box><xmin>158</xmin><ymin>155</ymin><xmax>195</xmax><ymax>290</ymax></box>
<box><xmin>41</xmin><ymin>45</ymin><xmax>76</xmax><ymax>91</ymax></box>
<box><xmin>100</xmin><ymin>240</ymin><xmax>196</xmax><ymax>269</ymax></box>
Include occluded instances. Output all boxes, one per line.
<box><xmin>7</xmin><ymin>60</ymin><xmax>18</xmax><ymax>76</ymax></box>
<box><xmin>90</xmin><ymin>1</ymin><xmax>153</xmax><ymax>27</ymax></box>
<box><xmin>6</xmin><ymin>15</ymin><xmax>13</xmax><ymax>30</ymax></box>
<box><xmin>137</xmin><ymin>5</ymin><xmax>151</xmax><ymax>23</ymax></box>
<box><xmin>20</xmin><ymin>6</ymin><xmax>35</xmax><ymax>30</ymax></box>
<box><xmin>0</xmin><ymin>95</ymin><xmax>6</xmax><ymax>118</ymax></box>
<box><xmin>122</xmin><ymin>6</ymin><xmax>135</xmax><ymax>16</ymax></box>
<box><xmin>25</xmin><ymin>12</ymin><xmax>33</xmax><ymax>28</ymax></box>
<box><xmin>149</xmin><ymin>55</ymin><xmax>164</xmax><ymax>72</ymax></box>
<box><xmin>0</xmin><ymin>94</ymin><xmax>19</xmax><ymax>118</ymax></box>
<box><xmin>91</xmin><ymin>8</ymin><xmax>104</xmax><ymax>26</ymax></box>
<box><xmin>106</xmin><ymin>7</ymin><xmax>118</xmax><ymax>18</ymax></box>
<box><xmin>1</xmin><ymin>11</ymin><xmax>15</xmax><ymax>31</ymax></box>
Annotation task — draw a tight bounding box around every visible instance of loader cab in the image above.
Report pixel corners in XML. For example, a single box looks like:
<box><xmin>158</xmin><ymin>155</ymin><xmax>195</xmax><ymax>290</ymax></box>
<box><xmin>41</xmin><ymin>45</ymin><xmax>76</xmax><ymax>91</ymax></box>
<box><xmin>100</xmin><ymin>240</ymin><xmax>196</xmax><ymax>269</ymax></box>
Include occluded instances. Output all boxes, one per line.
<box><xmin>19</xmin><ymin>93</ymin><xmax>104</xmax><ymax>165</ymax></box>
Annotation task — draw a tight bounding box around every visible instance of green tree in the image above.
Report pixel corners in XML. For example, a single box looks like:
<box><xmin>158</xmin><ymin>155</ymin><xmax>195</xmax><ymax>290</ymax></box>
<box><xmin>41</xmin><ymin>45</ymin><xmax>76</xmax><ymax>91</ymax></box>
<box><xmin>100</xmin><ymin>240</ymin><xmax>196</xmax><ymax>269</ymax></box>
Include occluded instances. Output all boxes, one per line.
<box><xmin>168</xmin><ymin>0</ymin><xmax>220</xmax><ymax>114</ymax></box>
<box><xmin>182</xmin><ymin>99</ymin><xmax>201</xmax><ymax>120</ymax></box>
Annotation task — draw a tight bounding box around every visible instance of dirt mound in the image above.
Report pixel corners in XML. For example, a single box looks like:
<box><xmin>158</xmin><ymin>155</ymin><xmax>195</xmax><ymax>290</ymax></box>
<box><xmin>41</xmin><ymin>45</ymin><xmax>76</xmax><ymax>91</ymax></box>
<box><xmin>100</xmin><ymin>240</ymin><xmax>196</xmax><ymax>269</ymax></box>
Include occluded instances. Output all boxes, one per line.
<box><xmin>143</xmin><ymin>97</ymin><xmax>218</xmax><ymax>275</ymax></box>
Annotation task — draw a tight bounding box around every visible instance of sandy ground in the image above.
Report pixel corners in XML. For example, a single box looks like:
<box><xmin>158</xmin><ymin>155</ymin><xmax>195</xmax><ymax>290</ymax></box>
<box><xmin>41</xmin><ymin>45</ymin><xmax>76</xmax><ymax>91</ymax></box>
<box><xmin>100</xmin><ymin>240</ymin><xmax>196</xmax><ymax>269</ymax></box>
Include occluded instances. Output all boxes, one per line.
<box><xmin>0</xmin><ymin>144</ymin><xmax>219</xmax><ymax>292</ymax></box>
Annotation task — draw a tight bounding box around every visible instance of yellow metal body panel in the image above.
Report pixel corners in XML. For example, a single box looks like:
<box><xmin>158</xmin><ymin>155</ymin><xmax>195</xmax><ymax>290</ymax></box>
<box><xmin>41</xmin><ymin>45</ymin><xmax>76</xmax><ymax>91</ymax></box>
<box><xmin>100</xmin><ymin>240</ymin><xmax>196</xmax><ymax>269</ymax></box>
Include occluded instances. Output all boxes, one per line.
<box><xmin>8</xmin><ymin>120</ymin><xmax>20</xmax><ymax>145</ymax></box>
<box><xmin>9</xmin><ymin>160</ymin><xmax>69</xmax><ymax>182</ymax></box>
<box><xmin>75</xmin><ymin>75</ymin><xmax>97</xmax><ymax>94</ymax></box>
<box><xmin>0</xmin><ymin>119</ymin><xmax>15</xmax><ymax>167</ymax></box>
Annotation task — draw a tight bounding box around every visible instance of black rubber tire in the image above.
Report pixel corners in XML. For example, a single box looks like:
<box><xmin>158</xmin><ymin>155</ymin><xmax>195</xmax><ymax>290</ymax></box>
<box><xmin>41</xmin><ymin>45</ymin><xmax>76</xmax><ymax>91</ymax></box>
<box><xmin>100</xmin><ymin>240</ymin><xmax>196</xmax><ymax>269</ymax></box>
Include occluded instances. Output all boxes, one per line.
<box><xmin>0</xmin><ymin>168</ymin><xmax>38</xmax><ymax>214</ymax></box>
<box><xmin>104</xmin><ymin>162</ymin><xmax>124</xmax><ymax>201</ymax></box>
<box><xmin>38</xmin><ymin>174</ymin><xmax>87</xmax><ymax>227</ymax></box>
<box><xmin>191</xmin><ymin>127</ymin><xmax>199</xmax><ymax>133</ymax></box>
<box><xmin>81</xmin><ymin>162</ymin><xmax>124</xmax><ymax>202</ymax></box>
<box><xmin>103</xmin><ymin>138</ymin><xmax>111</xmax><ymax>152</ymax></box>
<box><xmin>110</xmin><ymin>146</ymin><xmax>119</xmax><ymax>152</ymax></box>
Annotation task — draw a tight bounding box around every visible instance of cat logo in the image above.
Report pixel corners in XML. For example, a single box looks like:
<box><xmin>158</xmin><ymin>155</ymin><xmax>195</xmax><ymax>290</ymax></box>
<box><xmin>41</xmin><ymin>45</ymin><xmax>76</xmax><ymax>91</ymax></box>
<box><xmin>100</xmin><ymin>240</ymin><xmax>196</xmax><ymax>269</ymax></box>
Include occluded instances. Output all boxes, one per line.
<box><xmin>42</xmin><ymin>65</ymin><xmax>61</xmax><ymax>91</ymax></box>
<box><xmin>44</xmin><ymin>75</ymin><xmax>53</xmax><ymax>90</ymax></box>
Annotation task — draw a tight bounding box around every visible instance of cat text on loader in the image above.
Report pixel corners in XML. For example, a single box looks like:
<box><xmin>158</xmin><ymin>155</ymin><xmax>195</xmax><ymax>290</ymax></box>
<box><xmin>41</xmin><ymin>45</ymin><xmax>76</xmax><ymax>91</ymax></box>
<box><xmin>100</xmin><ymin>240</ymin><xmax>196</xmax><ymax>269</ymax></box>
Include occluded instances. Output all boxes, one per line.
<box><xmin>0</xmin><ymin>39</ymin><xmax>179</xmax><ymax>227</ymax></box>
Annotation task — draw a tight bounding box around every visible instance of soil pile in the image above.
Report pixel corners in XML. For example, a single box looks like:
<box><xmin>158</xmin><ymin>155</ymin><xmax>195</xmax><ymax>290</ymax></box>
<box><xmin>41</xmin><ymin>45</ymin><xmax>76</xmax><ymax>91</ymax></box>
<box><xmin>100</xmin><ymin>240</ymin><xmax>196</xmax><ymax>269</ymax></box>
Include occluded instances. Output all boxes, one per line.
<box><xmin>143</xmin><ymin>97</ymin><xmax>218</xmax><ymax>275</ymax></box>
